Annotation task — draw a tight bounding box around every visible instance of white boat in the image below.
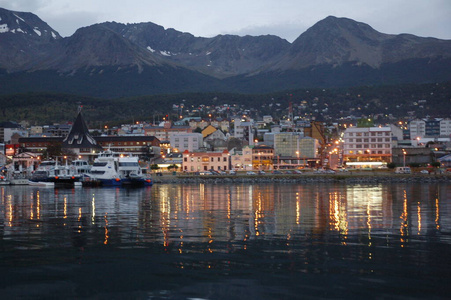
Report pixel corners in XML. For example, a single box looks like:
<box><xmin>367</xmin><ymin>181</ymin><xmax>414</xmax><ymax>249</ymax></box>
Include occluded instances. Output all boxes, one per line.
<box><xmin>83</xmin><ymin>150</ymin><xmax>152</xmax><ymax>187</ymax></box>
<box><xmin>31</xmin><ymin>159</ymin><xmax>88</xmax><ymax>187</ymax></box>
<box><xmin>28</xmin><ymin>180</ymin><xmax>55</xmax><ymax>187</ymax></box>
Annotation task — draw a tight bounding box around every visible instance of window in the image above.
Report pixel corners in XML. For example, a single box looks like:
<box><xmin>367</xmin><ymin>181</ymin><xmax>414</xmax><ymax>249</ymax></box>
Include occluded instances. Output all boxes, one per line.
<box><xmin>223</xmin><ymin>157</ymin><xmax>227</xmax><ymax>161</ymax></box>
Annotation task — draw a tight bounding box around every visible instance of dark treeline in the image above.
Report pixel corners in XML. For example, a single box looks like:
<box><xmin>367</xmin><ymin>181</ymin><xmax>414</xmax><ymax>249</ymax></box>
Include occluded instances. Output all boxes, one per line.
<box><xmin>0</xmin><ymin>81</ymin><xmax>450</xmax><ymax>126</ymax></box>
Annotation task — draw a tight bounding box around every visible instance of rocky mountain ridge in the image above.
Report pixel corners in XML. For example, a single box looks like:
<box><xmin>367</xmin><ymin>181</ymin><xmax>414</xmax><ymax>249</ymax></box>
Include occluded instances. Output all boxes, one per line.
<box><xmin>1</xmin><ymin>7</ymin><xmax>450</xmax><ymax>97</ymax></box>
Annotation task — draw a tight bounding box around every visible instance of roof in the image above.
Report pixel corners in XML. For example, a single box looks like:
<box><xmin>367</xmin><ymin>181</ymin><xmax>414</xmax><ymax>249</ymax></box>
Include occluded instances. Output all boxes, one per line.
<box><xmin>96</xmin><ymin>136</ymin><xmax>159</xmax><ymax>143</ymax></box>
<box><xmin>62</xmin><ymin>110</ymin><xmax>102</xmax><ymax>149</ymax></box>
<box><xmin>19</xmin><ymin>136</ymin><xmax>64</xmax><ymax>143</ymax></box>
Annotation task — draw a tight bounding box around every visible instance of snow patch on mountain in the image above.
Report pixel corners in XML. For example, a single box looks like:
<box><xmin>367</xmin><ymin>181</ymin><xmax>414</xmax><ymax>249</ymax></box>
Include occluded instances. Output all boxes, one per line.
<box><xmin>34</xmin><ymin>28</ymin><xmax>41</xmax><ymax>36</ymax></box>
<box><xmin>0</xmin><ymin>24</ymin><xmax>9</xmax><ymax>33</ymax></box>
<box><xmin>13</xmin><ymin>13</ymin><xmax>25</xmax><ymax>22</ymax></box>
<box><xmin>147</xmin><ymin>46</ymin><xmax>155</xmax><ymax>53</ymax></box>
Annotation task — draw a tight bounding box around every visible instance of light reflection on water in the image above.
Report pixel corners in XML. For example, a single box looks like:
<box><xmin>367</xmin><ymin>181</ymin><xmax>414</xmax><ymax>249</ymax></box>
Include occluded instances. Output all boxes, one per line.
<box><xmin>0</xmin><ymin>183</ymin><xmax>450</xmax><ymax>299</ymax></box>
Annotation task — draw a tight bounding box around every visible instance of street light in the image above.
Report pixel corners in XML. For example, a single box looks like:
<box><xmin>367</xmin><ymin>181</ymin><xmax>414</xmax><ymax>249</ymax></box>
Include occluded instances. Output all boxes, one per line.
<box><xmin>402</xmin><ymin>149</ymin><xmax>406</xmax><ymax>167</ymax></box>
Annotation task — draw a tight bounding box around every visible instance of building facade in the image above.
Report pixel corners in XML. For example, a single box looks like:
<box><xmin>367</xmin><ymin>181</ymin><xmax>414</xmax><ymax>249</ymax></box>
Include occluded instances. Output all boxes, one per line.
<box><xmin>252</xmin><ymin>145</ymin><xmax>274</xmax><ymax>171</ymax></box>
<box><xmin>410</xmin><ymin>118</ymin><xmax>451</xmax><ymax>139</ymax></box>
<box><xmin>144</xmin><ymin>121</ymin><xmax>192</xmax><ymax>142</ymax></box>
<box><xmin>343</xmin><ymin>126</ymin><xmax>393</xmax><ymax>167</ymax></box>
<box><xmin>170</xmin><ymin>132</ymin><xmax>203</xmax><ymax>152</ymax></box>
<box><xmin>182</xmin><ymin>150</ymin><xmax>230</xmax><ymax>172</ymax></box>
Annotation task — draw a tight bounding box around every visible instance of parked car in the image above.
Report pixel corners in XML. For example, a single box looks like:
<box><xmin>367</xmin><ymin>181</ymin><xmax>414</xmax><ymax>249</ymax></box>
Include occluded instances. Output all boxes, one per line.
<box><xmin>420</xmin><ymin>170</ymin><xmax>429</xmax><ymax>174</ymax></box>
<box><xmin>293</xmin><ymin>170</ymin><xmax>303</xmax><ymax>174</ymax></box>
<box><xmin>229</xmin><ymin>170</ymin><xmax>237</xmax><ymax>175</ymax></box>
<box><xmin>199</xmin><ymin>171</ymin><xmax>213</xmax><ymax>175</ymax></box>
<box><xmin>395</xmin><ymin>167</ymin><xmax>411</xmax><ymax>174</ymax></box>
<box><xmin>272</xmin><ymin>170</ymin><xmax>282</xmax><ymax>174</ymax></box>
<box><xmin>246</xmin><ymin>171</ymin><xmax>256</xmax><ymax>175</ymax></box>
<box><xmin>258</xmin><ymin>170</ymin><xmax>266</xmax><ymax>175</ymax></box>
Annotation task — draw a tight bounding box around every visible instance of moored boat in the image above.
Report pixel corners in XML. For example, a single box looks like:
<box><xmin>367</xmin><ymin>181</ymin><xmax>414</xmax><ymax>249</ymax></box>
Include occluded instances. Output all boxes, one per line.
<box><xmin>82</xmin><ymin>150</ymin><xmax>152</xmax><ymax>187</ymax></box>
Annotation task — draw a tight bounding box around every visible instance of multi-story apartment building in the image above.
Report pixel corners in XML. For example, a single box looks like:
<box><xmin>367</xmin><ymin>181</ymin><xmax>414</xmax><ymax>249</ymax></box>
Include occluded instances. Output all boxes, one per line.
<box><xmin>343</xmin><ymin>126</ymin><xmax>392</xmax><ymax>167</ymax></box>
<box><xmin>440</xmin><ymin>119</ymin><xmax>451</xmax><ymax>137</ymax></box>
<box><xmin>410</xmin><ymin>118</ymin><xmax>451</xmax><ymax>139</ymax></box>
<box><xmin>170</xmin><ymin>132</ymin><xmax>203</xmax><ymax>152</ymax></box>
<box><xmin>182</xmin><ymin>150</ymin><xmax>230</xmax><ymax>172</ymax></box>
<box><xmin>233</xmin><ymin>118</ymin><xmax>254</xmax><ymax>143</ymax></box>
<box><xmin>230</xmin><ymin>146</ymin><xmax>253</xmax><ymax>170</ymax></box>
<box><xmin>252</xmin><ymin>145</ymin><xmax>274</xmax><ymax>171</ymax></box>
<box><xmin>273</xmin><ymin>133</ymin><xmax>318</xmax><ymax>157</ymax></box>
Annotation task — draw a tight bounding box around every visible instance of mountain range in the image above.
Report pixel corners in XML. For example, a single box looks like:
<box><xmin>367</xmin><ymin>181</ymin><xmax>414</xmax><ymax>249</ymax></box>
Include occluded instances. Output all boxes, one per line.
<box><xmin>1</xmin><ymin>7</ymin><xmax>450</xmax><ymax>98</ymax></box>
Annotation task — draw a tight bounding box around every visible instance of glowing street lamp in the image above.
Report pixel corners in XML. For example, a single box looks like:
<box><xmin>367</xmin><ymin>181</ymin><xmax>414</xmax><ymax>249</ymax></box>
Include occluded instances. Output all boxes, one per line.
<box><xmin>402</xmin><ymin>149</ymin><xmax>407</xmax><ymax>167</ymax></box>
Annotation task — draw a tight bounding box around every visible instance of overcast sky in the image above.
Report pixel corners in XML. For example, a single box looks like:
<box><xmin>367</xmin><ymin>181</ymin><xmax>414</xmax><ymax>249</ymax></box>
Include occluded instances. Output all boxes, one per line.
<box><xmin>1</xmin><ymin>0</ymin><xmax>450</xmax><ymax>42</ymax></box>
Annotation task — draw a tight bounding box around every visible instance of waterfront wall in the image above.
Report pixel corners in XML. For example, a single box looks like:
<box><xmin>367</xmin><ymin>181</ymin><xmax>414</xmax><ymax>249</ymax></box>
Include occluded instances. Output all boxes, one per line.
<box><xmin>153</xmin><ymin>173</ymin><xmax>451</xmax><ymax>184</ymax></box>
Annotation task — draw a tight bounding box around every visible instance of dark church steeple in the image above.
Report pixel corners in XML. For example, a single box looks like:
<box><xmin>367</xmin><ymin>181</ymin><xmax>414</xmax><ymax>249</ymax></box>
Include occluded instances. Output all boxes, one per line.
<box><xmin>63</xmin><ymin>108</ymin><xmax>102</xmax><ymax>150</ymax></box>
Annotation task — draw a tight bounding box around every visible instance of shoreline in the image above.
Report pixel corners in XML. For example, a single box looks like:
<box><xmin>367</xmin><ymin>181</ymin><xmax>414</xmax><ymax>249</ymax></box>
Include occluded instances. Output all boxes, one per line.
<box><xmin>152</xmin><ymin>172</ymin><xmax>451</xmax><ymax>184</ymax></box>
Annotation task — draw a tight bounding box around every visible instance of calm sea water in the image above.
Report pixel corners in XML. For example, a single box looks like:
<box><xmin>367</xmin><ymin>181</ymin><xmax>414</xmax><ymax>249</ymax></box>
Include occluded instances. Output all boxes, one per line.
<box><xmin>0</xmin><ymin>183</ymin><xmax>450</xmax><ymax>299</ymax></box>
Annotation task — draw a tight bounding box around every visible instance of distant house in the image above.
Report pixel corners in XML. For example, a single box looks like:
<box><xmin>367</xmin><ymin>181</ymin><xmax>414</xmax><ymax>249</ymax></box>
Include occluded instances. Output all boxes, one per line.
<box><xmin>438</xmin><ymin>154</ymin><xmax>451</xmax><ymax>168</ymax></box>
<box><xmin>144</xmin><ymin>121</ymin><xmax>192</xmax><ymax>142</ymax></box>
<box><xmin>0</xmin><ymin>121</ymin><xmax>28</xmax><ymax>143</ymax></box>
<box><xmin>204</xmin><ymin>129</ymin><xmax>227</xmax><ymax>151</ymax></box>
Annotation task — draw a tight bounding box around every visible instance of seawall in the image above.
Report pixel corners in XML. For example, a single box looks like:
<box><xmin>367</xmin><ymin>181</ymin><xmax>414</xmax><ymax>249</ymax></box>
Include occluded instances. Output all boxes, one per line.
<box><xmin>152</xmin><ymin>173</ymin><xmax>451</xmax><ymax>184</ymax></box>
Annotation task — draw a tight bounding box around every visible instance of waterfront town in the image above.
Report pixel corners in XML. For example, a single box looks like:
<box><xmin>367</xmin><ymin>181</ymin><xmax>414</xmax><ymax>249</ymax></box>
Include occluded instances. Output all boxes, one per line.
<box><xmin>0</xmin><ymin>101</ymin><xmax>450</xmax><ymax>179</ymax></box>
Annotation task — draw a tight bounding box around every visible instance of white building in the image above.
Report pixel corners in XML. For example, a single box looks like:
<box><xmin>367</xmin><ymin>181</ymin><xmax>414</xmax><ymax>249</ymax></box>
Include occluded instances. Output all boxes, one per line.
<box><xmin>343</xmin><ymin>126</ymin><xmax>392</xmax><ymax>167</ymax></box>
<box><xmin>409</xmin><ymin>119</ymin><xmax>426</xmax><ymax>139</ymax></box>
<box><xmin>440</xmin><ymin>119</ymin><xmax>451</xmax><ymax>137</ymax></box>
<box><xmin>233</xmin><ymin>118</ymin><xmax>254</xmax><ymax>144</ymax></box>
<box><xmin>170</xmin><ymin>132</ymin><xmax>203</xmax><ymax>152</ymax></box>
<box><xmin>409</xmin><ymin>118</ymin><xmax>451</xmax><ymax>139</ymax></box>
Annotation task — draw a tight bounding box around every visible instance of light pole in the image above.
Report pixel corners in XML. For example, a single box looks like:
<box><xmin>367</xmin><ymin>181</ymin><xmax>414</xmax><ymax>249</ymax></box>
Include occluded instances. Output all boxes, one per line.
<box><xmin>296</xmin><ymin>151</ymin><xmax>300</xmax><ymax>167</ymax></box>
<box><xmin>402</xmin><ymin>149</ymin><xmax>406</xmax><ymax>167</ymax></box>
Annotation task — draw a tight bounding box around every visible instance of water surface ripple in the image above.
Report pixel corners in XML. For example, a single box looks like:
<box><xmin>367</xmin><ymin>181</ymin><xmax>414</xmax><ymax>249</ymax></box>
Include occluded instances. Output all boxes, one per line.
<box><xmin>0</xmin><ymin>183</ymin><xmax>450</xmax><ymax>299</ymax></box>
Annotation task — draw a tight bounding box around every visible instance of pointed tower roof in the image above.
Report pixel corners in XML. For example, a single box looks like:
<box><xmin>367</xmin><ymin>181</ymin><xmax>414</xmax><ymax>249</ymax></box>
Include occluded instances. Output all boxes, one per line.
<box><xmin>63</xmin><ymin>108</ymin><xmax>102</xmax><ymax>149</ymax></box>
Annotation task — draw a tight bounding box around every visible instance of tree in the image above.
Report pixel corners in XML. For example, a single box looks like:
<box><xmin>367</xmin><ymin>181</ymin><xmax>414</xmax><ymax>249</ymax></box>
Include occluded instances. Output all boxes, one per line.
<box><xmin>150</xmin><ymin>164</ymin><xmax>160</xmax><ymax>172</ymax></box>
<box><xmin>431</xmin><ymin>161</ymin><xmax>441</xmax><ymax>168</ymax></box>
<box><xmin>43</xmin><ymin>142</ymin><xmax>63</xmax><ymax>159</ymax></box>
<box><xmin>387</xmin><ymin>162</ymin><xmax>396</xmax><ymax>169</ymax></box>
